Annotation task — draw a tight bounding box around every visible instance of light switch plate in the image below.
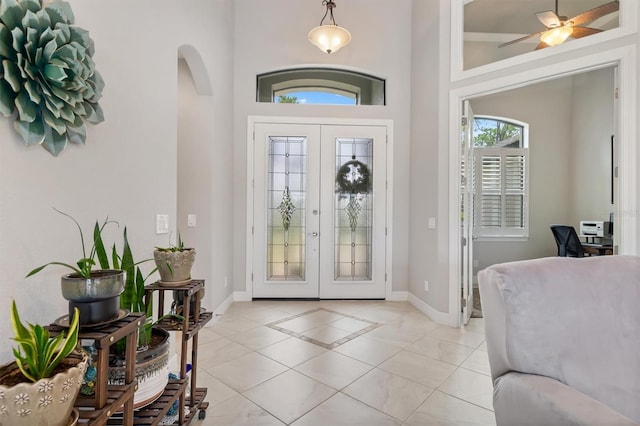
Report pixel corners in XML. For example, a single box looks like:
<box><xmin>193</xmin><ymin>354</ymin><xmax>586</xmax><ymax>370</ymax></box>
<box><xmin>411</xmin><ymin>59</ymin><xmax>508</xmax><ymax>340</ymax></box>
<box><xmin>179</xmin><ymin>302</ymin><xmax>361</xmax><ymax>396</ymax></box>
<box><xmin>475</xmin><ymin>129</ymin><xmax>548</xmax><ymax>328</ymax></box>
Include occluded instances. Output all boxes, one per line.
<box><xmin>428</xmin><ymin>217</ymin><xmax>436</xmax><ymax>229</ymax></box>
<box><xmin>156</xmin><ymin>214</ymin><xmax>169</xmax><ymax>234</ymax></box>
<box><xmin>187</xmin><ymin>214</ymin><xmax>196</xmax><ymax>227</ymax></box>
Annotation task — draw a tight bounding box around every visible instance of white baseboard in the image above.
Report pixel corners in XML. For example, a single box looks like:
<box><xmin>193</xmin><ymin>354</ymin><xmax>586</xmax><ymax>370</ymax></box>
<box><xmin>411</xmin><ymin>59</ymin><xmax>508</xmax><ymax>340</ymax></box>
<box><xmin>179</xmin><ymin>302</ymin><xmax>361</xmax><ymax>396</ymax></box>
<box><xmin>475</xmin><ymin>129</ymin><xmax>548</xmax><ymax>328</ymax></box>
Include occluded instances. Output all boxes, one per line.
<box><xmin>210</xmin><ymin>291</ymin><xmax>457</xmax><ymax>327</ymax></box>
<box><xmin>408</xmin><ymin>293</ymin><xmax>458</xmax><ymax>327</ymax></box>
<box><xmin>206</xmin><ymin>292</ymin><xmax>235</xmax><ymax>324</ymax></box>
<box><xmin>389</xmin><ymin>291</ymin><xmax>408</xmax><ymax>301</ymax></box>
<box><xmin>233</xmin><ymin>291</ymin><xmax>252</xmax><ymax>302</ymax></box>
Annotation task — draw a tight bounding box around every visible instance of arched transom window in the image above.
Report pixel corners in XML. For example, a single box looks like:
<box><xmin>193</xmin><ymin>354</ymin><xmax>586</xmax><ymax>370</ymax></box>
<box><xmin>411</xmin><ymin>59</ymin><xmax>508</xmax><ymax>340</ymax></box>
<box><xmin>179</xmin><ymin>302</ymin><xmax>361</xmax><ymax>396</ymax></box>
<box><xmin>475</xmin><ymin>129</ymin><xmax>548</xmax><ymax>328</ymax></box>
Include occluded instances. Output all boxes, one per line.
<box><xmin>257</xmin><ymin>68</ymin><xmax>386</xmax><ymax>106</ymax></box>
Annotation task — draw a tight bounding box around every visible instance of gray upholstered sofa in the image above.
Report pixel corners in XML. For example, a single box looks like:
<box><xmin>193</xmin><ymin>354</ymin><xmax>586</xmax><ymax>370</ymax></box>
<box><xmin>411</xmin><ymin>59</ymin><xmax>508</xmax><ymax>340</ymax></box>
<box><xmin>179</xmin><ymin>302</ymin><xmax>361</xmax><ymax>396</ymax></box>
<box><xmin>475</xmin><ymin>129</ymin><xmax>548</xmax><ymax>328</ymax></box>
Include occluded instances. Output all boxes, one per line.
<box><xmin>478</xmin><ymin>255</ymin><xmax>640</xmax><ymax>426</ymax></box>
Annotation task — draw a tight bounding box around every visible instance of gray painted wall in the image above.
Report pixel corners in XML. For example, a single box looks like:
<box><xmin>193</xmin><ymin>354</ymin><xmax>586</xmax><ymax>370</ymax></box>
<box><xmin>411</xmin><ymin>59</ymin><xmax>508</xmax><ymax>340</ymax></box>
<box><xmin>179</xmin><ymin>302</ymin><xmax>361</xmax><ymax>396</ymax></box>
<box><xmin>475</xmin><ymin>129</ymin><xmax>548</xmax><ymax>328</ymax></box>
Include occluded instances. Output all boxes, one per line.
<box><xmin>409</xmin><ymin>1</ymin><xmax>447</xmax><ymax>311</ymax></box>
<box><xmin>570</xmin><ymin>68</ymin><xmax>616</xmax><ymax>227</ymax></box>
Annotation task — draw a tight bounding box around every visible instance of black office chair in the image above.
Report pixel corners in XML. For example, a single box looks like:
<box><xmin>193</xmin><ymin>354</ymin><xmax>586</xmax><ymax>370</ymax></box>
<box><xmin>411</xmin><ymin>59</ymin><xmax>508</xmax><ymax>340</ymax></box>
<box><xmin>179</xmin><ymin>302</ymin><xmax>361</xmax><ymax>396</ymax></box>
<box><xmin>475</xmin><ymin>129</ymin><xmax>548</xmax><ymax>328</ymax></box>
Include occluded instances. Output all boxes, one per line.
<box><xmin>550</xmin><ymin>225</ymin><xmax>584</xmax><ymax>257</ymax></box>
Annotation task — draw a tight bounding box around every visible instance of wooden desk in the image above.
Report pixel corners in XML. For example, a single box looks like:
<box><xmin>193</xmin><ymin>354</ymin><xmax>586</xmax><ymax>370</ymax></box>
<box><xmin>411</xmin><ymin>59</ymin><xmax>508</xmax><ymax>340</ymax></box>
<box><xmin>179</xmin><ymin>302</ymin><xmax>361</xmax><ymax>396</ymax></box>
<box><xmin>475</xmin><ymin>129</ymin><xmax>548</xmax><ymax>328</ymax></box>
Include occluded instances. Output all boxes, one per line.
<box><xmin>582</xmin><ymin>243</ymin><xmax>613</xmax><ymax>256</ymax></box>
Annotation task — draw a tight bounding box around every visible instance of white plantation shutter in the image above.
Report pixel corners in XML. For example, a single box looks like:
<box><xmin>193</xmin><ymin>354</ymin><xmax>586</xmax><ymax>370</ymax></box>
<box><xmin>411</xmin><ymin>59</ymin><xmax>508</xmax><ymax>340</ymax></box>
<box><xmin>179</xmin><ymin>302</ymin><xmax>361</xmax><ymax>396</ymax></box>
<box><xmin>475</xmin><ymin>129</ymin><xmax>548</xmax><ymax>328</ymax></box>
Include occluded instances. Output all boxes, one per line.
<box><xmin>474</xmin><ymin>148</ymin><xmax>528</xmax><ymax>237</ymax></box>
<box><xmin>505</xmin><ymin>154</ymin><xmax>525</xmax><ymax>229</ymax></box>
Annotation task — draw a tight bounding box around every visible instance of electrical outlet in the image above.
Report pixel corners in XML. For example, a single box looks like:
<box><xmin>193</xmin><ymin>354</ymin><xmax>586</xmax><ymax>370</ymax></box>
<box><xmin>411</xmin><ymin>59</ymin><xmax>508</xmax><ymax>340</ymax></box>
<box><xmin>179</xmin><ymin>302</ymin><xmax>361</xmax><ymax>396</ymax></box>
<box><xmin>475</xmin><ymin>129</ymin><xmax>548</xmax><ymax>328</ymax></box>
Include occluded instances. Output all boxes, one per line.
<box><xmin>424</xmin><ymin>280</ymin><xmax>429</xmax><ymax>292</ymax></box>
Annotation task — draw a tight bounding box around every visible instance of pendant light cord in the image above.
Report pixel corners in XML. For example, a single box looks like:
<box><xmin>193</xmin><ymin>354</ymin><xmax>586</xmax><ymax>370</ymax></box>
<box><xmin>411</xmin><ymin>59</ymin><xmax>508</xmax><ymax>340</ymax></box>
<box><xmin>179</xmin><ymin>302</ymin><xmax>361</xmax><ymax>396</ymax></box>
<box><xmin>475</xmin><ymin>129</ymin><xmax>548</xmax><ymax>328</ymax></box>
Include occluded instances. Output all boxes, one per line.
<box><xmin>320</xmin><ymin>0</ymin><xmax>338</xmax><ymax>26</ymax></box>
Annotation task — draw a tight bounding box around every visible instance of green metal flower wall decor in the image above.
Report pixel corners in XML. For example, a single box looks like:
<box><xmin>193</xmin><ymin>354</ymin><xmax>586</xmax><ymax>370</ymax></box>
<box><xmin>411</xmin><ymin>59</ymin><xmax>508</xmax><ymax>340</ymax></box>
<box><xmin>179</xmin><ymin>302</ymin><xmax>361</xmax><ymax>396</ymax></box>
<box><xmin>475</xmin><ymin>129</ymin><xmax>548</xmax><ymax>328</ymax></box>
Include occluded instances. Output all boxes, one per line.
<box><xmin>0</xmin><ymin>0</ymin><xmax>104</xmax><ymax>156</ymax></box>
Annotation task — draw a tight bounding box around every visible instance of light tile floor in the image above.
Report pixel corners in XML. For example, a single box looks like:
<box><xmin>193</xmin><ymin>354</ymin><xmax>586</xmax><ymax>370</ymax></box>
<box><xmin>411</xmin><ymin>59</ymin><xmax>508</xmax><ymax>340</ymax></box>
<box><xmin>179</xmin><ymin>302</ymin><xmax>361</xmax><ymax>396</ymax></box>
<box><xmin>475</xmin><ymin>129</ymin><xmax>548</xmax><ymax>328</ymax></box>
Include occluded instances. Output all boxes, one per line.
<box><xmin>193</xmin><ymin>300</ymin><xmax>496</xmax><ymax>426</ymax></box>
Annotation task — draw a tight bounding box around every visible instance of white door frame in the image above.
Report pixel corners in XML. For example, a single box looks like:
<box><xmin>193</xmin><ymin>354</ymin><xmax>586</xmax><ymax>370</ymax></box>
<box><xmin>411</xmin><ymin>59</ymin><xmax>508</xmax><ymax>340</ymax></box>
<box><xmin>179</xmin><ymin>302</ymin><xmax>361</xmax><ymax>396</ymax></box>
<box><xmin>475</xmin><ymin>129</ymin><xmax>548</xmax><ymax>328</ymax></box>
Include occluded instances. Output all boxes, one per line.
<box><xmin>245</xmin><ymin>116</ymin><xmax>394</xmax><ymax>300</ymax></box>
<box><xmin>448</xmin><ymin>45</ymin><xmax>637</xmax><ymax>327</ymax></box>
<box><xmin>461</xmin><ymin>100</ymin><xmax>474</xmax><ymax>325</ymax></box>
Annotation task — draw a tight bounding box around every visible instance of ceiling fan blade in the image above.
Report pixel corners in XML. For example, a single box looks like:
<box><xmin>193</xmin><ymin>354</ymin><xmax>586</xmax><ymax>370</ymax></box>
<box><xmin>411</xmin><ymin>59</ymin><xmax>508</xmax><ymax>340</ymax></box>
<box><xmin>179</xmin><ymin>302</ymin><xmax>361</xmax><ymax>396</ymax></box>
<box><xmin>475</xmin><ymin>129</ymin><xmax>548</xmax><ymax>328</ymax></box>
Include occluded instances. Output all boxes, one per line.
<box><xmin>535</xmin><ymin>41</ymin><xmax>550</xmax><ymax>50</ymax></box>
<box><xmin>570</xmin><ymin>26</ymin><xmax>603</xmax><ymax>38</ymax></box>
<box><xmin>569</xmin><ymin>0</ymin><xmax>619</xmax><ymax>26</ymax></box>
<box><xmin>499</xmin><ymin>31</ymin><xmax>544</xmax><ymax>48</ymax></box>
<box><xmin>536</xmin><ymin>10</ymin><xmax>561</xmax><ymax>28</ymax></box>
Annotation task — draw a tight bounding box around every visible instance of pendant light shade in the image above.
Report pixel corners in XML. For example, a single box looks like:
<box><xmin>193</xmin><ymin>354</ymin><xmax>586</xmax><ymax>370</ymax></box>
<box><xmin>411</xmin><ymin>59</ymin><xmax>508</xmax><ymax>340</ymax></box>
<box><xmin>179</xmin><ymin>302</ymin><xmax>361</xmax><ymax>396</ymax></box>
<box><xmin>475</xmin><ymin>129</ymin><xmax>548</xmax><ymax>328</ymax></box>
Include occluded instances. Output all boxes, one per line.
<box><xmin>308</xmin><ymin>0</ymin><xmax>351</xmax><ymax>54</ymax></box>
<box><xmin>308</xmin><ymin>25</ymin><xmax>351</xmax><ymax>54</ymax></box>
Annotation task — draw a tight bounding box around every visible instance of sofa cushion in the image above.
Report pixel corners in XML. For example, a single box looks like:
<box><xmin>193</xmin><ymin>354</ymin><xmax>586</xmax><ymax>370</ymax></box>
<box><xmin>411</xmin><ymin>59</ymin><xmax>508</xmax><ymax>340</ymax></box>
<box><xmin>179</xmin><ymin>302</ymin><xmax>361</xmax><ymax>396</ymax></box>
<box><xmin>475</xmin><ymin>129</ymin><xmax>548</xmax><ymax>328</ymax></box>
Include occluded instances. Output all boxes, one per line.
<box><xmin>480</xmin><ymin>256</ymin><xmax>640</xmax><ymax>422</ymax></box>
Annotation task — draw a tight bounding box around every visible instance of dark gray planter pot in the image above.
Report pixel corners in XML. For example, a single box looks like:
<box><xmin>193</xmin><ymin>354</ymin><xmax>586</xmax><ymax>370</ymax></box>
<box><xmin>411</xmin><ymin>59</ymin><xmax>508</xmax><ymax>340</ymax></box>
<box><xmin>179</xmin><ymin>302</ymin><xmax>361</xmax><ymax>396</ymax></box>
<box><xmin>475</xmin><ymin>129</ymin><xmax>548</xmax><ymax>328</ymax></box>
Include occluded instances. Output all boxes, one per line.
<box><xmin>172</xmin><ymin>287</ymin><xmax>205</xmax><ymax>320</ymax></box>
<box><xmin>61</xmin><ymin>270</ymin><xmax>125</xmax><ymax>325</ymax></box>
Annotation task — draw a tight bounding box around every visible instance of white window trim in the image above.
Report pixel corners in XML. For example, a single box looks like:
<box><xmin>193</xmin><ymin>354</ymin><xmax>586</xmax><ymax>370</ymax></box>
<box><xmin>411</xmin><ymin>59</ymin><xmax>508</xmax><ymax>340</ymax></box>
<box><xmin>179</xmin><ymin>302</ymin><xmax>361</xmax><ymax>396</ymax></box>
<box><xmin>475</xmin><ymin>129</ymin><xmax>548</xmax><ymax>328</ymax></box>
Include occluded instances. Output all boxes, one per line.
<box><xmin>472</xmin><ymin>115</ymin><xmax>529</xmax><ymax>240</ymax></box>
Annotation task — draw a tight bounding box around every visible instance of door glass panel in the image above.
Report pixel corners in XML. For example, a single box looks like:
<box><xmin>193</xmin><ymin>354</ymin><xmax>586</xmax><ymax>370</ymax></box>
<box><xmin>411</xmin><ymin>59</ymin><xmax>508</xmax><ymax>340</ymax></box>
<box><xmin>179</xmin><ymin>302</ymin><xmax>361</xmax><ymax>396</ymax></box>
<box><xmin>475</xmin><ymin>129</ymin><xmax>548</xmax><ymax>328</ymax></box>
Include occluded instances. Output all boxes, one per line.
<box><xmin>334</xmin><ymin>138</ymin><xmax>373</xmax><ymax>281</ymax></box>
<box><xmin>267</xmin><ymin>136</ymin><xmax>306</xmax><ymax>280</ymax></box>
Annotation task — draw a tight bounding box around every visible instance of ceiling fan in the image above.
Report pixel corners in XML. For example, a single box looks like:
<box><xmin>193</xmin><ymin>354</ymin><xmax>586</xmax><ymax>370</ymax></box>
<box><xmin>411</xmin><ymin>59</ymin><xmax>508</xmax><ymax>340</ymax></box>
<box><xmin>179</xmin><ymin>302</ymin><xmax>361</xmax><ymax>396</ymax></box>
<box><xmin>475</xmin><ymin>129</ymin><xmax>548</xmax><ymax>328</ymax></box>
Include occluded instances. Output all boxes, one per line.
<box><xmin>499</xmin><ymin>0</ymin><xmax>619</xmax><ymax>50</ymax></box>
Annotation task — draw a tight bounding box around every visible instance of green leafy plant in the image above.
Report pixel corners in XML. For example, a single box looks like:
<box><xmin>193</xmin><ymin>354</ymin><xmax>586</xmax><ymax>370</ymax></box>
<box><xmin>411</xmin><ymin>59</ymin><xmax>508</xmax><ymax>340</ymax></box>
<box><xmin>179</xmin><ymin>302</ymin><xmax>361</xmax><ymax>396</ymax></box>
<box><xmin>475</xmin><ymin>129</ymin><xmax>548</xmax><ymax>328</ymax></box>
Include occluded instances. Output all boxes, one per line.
<box><xmin>10</xmin><ymin>299</ymin><xmax>80</xmax><ymax>382</ymax></box>
<box><xmin>0</xmin><ymin>0</ymin><xmax>105</xmax><ymax>156</ymax></box>
<box><xmin>110</xmin><ymin>227</ymin><xmax>183</xmax><ymax>350</ymax></box>
<box><xmin>155</xmin><ymin>233</ymin><xmax>192</xmax><ymax>252</ymax></box>
<box><xmin>113</xmin><ymin>227</ymin><xmax>155</xmax><ymax>345</ymax></box>
<box><xmin>26</xmin><ymin>208</ymin><xmax>116</xmax><ymax>279</ymax></box>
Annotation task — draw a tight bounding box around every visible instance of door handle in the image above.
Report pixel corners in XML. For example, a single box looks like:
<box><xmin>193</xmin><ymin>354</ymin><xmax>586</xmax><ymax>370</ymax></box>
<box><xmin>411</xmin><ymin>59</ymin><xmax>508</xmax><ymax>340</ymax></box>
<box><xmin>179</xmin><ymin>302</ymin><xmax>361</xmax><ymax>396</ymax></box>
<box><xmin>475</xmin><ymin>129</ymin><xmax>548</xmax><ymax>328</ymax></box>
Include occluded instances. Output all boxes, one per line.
<box><xmin>311</xmin><ymin>232</ymin><xmax>319</xmax><ymax>237</ymax></box>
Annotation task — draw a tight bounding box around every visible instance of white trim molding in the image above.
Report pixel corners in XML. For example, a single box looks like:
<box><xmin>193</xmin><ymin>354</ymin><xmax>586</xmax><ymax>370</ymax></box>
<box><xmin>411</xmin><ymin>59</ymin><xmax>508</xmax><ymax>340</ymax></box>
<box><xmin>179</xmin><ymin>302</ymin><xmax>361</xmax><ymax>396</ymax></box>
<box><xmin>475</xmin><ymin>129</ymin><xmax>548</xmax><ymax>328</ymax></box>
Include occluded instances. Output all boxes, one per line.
<box><xmin>205</xmin><ymin>292</ymin><xmax>235</xmax><ymax>324</ymax></box>
<box><xmin>233</xmin><ymin>291</ymin><xmax>252</xmax><ymax>302</ymax></box>
<box><xmin>390</xmin><ymin>291</ymin><xmax>408</xmax><ymax>301</ymax></box>
<box><xmin>408</xmin><ymin>293</ymin><xmax>457</xmax><ymax>327</ymax></box>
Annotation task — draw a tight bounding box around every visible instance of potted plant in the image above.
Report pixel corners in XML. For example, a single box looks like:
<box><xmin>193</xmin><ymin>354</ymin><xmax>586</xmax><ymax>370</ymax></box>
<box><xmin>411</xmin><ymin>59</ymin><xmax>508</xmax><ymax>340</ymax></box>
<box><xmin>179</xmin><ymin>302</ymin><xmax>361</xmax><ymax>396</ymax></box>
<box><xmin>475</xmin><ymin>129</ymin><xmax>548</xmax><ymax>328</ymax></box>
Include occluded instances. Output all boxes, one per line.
<box><xmin>153</xmin><ymin>234</ymin><xmax>196</xmax><ymax>285</ymax></box>
<box><xmin>0</xmin><ymin>301</ymin><xmax>87</xmax><ymax>426</ymax></box>
<box><xmin>26</xmin><ymin>209</ymin><xmax>125</xmax><ymax>326</ymax></box>
<box><xmin>154</xmin><ymin>234</ymin><xmax>204</xmax><ymax>320</ymax></box>
<box><xmin>106</xmin><ymin>228</ymin><xmax>174</xmax><ymax>409</ymax></box>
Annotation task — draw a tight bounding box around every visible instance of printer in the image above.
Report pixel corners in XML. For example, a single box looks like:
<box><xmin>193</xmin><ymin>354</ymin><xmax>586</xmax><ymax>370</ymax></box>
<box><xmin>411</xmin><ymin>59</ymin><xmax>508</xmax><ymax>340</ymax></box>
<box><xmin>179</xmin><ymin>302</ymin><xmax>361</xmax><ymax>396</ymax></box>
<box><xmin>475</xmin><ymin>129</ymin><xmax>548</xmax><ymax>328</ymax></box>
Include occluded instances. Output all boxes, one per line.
<box><xmin>580</xmin><ymin>221</ymin><xmax>613</xmax><ymax>238</ymax></box>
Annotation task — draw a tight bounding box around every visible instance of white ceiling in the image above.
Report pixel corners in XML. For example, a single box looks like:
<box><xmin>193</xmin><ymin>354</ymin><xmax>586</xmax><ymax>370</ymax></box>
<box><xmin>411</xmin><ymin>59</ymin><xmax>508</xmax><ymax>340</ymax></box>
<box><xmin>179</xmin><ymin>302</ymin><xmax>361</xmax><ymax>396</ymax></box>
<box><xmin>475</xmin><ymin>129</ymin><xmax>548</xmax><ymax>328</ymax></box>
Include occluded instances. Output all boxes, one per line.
<box><xmin>464</xmin><ymin>0</ymin><xmax>620</xmax><ymax>35</ymax></box>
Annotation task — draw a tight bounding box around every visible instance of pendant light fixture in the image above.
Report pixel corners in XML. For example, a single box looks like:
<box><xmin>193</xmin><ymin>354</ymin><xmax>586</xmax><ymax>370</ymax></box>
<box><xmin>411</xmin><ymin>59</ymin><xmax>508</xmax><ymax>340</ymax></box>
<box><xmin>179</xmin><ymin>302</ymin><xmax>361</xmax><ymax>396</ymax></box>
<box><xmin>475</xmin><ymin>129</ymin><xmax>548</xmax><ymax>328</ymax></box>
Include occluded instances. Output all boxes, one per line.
<box><xmin>308</xmin><ymin>0</ymin><xmax>351</xmax><ymax>54</ymax></box>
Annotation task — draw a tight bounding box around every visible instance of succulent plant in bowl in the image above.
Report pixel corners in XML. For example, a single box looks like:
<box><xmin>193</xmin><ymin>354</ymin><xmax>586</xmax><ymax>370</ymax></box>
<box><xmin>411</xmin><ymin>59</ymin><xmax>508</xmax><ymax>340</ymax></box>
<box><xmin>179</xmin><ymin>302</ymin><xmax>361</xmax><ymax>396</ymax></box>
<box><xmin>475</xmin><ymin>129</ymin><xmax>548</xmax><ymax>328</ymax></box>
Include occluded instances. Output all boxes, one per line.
<box><xmin>0</xmin><ymin>300</ymin><xmax>87</xmax><ymax>426</ymax></box>
<box><xmin>153</xmin><ymin>234</ymin><xmax>196</xmax><ymax>284</ymax></box>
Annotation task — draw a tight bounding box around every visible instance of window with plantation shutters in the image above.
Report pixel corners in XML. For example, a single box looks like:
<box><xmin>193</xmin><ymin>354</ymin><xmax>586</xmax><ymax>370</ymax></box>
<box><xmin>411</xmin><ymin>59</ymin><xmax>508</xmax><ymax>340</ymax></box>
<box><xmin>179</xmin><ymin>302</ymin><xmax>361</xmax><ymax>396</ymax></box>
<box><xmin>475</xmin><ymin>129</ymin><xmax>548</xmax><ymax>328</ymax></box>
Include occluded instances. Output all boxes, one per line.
<box><xmin>472</xmin><ymin>117</ymin><xmax>528</xmax><ymax>239</ymax></box>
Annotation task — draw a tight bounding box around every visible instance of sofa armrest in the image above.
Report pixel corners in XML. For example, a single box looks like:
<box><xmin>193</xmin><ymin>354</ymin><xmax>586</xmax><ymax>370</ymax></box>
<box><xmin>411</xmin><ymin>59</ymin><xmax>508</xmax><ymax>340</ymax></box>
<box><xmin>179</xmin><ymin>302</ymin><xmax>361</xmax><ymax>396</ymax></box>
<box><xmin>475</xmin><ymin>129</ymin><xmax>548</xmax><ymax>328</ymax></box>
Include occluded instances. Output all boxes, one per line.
<box><xmin>493</xmin><ymin>372</ymin><xmax>639</xmax><ymax>426</ymax></box>
<box><xmin>477</xmin><ymin>266</ymin><xmax>510</xmax><ymax>379</ymax></box>
<box><xmin>478</xmin><ymin>256</ymin><xmax>640</xmax><ymax>422</ymax></box>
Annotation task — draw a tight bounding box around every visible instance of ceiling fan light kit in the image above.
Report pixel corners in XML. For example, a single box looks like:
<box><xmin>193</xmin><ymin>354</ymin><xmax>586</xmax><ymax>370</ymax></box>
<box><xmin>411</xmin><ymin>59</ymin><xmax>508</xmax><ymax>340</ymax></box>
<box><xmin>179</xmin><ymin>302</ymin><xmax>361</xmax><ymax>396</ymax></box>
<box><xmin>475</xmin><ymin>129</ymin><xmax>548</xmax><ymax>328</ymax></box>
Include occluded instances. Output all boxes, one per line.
<box><xmin>499</xmin><ymin>0</ymin><xmax>619</xmax><ymax>50</ymax></box>
<box><xmin>308</xmin><ymin>0</ymin><xmax>352</xmax><ymax>54</ymax></box>
<box><xmin>540</xmin><ymin>26</ymin><xmax>573</xmax><ymax>46</ymax></box>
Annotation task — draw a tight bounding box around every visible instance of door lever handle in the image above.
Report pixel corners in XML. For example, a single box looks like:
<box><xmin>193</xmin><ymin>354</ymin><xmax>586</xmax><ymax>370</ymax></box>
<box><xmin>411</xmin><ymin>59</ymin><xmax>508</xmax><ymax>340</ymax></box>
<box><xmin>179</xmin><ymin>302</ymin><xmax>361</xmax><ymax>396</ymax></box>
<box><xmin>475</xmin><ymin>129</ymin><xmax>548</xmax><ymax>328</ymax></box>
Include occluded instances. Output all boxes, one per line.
<box><xmin>311</xmin><ymin>232</ymin><xmax>319</xmax><ymax>237</ymax></box>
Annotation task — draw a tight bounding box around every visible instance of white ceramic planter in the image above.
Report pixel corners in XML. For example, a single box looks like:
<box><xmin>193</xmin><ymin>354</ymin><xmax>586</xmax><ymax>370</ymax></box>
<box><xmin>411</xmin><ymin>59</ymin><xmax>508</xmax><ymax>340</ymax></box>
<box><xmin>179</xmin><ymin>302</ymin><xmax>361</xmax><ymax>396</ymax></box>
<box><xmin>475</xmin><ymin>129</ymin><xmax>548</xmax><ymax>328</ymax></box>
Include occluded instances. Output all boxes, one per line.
<box><xmin>0</xmin><ymin>352</ymin><xmax>87</xmax><ymax>426</ymax></box>
<box><xmin>153</xmin><ymin>249</ymin><xmax>196</xmax><ymax>284</ymax></box>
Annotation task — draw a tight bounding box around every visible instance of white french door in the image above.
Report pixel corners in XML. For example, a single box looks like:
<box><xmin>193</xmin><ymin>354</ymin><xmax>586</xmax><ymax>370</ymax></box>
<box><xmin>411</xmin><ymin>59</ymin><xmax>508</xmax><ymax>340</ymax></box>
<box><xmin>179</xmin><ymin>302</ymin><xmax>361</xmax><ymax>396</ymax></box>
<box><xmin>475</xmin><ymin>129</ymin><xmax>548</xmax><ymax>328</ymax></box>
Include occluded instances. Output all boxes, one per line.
<box><xmin>461</xmin><ymin>101</ymin><xmax>475</xmax><ymax>325</ymax></box>
<box><xmin>251</xmin><ymin>121</ymin><xmax>388</xmax><ymax>299</ymax></box>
